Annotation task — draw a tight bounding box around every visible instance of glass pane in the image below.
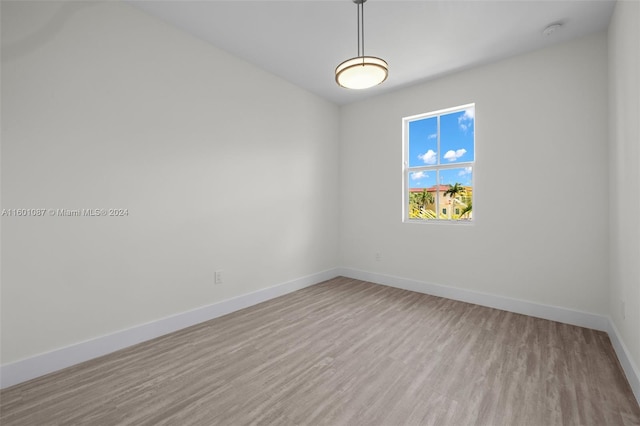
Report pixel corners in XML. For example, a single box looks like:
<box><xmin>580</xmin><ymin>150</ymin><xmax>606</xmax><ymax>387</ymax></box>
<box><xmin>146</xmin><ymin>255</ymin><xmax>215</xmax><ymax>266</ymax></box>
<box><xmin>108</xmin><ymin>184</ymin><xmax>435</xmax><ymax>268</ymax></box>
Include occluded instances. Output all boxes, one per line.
<box><xmin>439</xmin><ymin>167</ymin><xmax>473</xmax><ymax>220</ymax></box>
<box><xmin>408</xmin><ymin>172</ymin><xmax>437</xmax><ymax>219</ymax></box>
<box><xmin>408</xmin><ymin>116</ymin><xmax>438</xmax><ymax>167</ymax></box>
<box><xmin>440</xmin><ymin>107</ymin><xmax>474</xmax><ymax>164</ymax></box>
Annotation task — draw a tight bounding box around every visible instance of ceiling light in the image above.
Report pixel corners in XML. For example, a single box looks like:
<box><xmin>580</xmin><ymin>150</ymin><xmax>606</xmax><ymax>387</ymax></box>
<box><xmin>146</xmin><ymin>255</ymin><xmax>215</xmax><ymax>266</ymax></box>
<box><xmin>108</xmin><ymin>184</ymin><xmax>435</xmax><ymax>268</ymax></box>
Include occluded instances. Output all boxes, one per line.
<box><xmin>335</xmin><ymin>0</ymin><xmax>388</xmax><ymax>90</ymax></box>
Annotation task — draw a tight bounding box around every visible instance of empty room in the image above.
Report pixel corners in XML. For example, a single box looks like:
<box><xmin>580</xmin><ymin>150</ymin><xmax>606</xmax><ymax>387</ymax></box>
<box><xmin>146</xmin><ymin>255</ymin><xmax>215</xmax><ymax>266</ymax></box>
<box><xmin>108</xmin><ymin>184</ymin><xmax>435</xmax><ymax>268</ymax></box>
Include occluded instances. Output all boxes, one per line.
<box><xmin>1</xmin><ymin>0</ymin><xmax>639</xmax><ymax>424</ymax></box>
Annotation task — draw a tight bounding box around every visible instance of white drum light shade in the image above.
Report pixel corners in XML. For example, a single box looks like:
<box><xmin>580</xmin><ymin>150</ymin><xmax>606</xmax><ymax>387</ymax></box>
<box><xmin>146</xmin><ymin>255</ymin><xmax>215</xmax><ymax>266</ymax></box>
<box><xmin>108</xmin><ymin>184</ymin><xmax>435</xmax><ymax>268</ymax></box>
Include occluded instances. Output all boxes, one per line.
<box><xmin>335</xmin><ymin>56</ymin><xmax>388</xmax><ymax>89</ymax></box>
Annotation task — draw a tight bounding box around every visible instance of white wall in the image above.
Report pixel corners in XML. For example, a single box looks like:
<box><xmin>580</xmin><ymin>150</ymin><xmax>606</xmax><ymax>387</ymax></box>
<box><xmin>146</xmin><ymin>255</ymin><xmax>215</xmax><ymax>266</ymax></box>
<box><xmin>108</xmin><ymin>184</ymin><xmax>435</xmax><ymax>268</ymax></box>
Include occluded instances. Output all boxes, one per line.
<box><xmin>340</xmin><ymin>32</ymin><xmax>609</xmax><ymax>315</ymax></box>
<box><xmin>609</xmin><ymin>0</ymin><xmax>640</xmax><ymax>383</ymax></box>
<box><xmin>1</xmin><ymin>1</ymin><xmax>339</xmax><ymax>364</ymax></box>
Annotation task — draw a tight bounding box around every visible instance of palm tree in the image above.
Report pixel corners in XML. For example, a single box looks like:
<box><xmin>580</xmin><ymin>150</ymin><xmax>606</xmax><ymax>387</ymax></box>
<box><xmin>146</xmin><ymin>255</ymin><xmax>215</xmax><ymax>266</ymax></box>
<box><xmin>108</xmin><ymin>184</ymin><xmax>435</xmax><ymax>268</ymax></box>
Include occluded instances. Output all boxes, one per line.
<box><xmin>408</xmin><ymin>189</ymin><xmax>435</xmax><ymax>219</ymax></box>
<box><xmin>459</xmin><ymin>200</ymin><xmax>472</xmax><ymax>219</ymax></box>
<box><xmin>444</xmin><ymin>183</ymin><xmax>465</xmax><ymax>219</ymax></box>
<box><xmin>418</xmin><ymin>189</ymin><xmax>434</xmax><ymax>210</ymax></box>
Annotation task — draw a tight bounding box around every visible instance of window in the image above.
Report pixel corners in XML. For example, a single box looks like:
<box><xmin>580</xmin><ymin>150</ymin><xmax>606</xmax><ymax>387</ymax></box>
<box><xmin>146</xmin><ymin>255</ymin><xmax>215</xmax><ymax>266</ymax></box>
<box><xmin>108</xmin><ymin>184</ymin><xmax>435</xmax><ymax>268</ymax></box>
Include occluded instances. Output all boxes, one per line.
<box><xmin>403</xmin><ymin>104</ymin><xmax>475</xmax><ymax>222</ymax></box>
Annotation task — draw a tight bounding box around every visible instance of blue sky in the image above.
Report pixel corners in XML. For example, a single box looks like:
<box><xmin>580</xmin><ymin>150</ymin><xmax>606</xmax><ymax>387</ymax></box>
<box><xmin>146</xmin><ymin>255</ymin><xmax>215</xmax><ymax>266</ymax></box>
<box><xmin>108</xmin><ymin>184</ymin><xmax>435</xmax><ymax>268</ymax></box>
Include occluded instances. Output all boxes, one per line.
<box><xmin>408</xmin><ymin>107</ymin><xmax>474</xmax><ymax>189</ymax></box>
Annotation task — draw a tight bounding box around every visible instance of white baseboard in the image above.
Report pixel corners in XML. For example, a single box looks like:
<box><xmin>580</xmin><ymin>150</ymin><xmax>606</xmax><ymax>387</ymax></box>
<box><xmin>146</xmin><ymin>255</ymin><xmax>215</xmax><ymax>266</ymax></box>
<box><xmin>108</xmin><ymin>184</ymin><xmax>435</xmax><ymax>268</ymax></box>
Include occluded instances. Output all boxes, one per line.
<box><xmin>0</xmin><ymin>268</ymin><xmax>340</xmax><ymax>389</ymax></box>
<box><xmin>337</xmin><ymin>267</ymin><xmax>639</xmax><ymax>406</ymax></box>
<box><xmin>338</xmin><ymin>268</ymin><xmax>609</xmax><ymax>330</ymax></box>
<box><xmin>607</xmin><ymin>319</ymin><xmax>640</xmax><ymax>405</ymax></box>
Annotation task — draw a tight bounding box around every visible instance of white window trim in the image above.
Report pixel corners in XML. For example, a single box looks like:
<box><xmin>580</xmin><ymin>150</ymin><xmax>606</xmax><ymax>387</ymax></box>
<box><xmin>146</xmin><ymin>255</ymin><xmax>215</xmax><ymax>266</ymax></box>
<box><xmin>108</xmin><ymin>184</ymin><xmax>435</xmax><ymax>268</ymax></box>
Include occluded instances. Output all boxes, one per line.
<box><xmin>402</xmin><ymin>103</ymin><xmax>475</xmax><ymax>224</ymax></box>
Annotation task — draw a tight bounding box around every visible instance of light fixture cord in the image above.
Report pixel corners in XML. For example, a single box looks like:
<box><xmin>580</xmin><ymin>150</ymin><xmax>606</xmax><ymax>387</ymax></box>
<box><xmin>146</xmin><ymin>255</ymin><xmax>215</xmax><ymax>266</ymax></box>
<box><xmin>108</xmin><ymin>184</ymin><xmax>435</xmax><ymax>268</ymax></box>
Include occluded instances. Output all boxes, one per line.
<box><xmin>361</xmin><ymin>1</ymin><xmax>365</xmax><ymax>59</ymax></box>
<box><xmin>356</xmin><ymin>1</ymin><xmax>361</xmax><ymax>57</ymax></box>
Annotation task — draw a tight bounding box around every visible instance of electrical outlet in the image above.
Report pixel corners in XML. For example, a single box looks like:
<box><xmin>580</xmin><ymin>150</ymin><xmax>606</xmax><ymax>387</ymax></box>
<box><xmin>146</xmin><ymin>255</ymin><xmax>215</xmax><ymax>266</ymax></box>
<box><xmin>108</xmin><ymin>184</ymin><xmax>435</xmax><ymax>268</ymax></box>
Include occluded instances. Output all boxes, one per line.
<box><xmin>375</xmin><ymin>252</ymin><xmax>382</xmax><ymax>262</ymax></box>
<box><xmin>215</xmin><ymin>270</ymin><xmax>223</xmax><ymax>285</ymax></box>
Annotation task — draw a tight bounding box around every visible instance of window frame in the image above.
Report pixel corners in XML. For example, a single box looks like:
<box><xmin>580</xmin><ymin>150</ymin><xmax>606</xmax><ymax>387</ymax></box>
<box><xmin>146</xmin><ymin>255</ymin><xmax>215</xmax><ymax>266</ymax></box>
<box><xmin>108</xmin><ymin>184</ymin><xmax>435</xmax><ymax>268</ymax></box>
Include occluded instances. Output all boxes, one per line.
<box><xmin>402</xmin><ymin>103</ymin><xmax>475</xmax><ymax>224</ymax></box>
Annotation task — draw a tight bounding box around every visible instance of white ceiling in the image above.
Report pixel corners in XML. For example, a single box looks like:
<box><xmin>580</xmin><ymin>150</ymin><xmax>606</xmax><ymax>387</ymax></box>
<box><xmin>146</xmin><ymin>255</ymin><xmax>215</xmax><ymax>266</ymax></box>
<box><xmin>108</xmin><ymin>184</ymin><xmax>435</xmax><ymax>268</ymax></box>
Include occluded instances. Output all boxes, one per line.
<box><xmin>130</xmin><ymin>0</ymin><xmax>615</xmax><ymax>105</ymax></box>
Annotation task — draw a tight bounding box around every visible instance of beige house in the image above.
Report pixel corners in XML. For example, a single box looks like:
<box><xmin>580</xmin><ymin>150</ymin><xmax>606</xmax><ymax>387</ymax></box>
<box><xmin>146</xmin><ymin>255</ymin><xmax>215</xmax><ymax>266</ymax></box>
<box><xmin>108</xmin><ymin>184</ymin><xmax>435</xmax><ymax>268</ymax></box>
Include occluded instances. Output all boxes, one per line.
<box><xmin>409</xmin><ymin>185</ymin><xmax>473</xmax><ymax>218</ymax></box>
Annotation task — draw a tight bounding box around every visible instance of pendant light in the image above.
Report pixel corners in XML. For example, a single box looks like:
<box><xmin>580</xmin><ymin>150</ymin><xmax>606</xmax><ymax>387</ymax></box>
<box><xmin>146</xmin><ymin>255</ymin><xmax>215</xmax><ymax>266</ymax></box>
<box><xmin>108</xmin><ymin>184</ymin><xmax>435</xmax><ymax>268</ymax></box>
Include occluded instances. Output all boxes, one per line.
<box><xmin>335</xmin><ymin>0</ymin><xmax>388</xmax><ymax>90</ymax></box>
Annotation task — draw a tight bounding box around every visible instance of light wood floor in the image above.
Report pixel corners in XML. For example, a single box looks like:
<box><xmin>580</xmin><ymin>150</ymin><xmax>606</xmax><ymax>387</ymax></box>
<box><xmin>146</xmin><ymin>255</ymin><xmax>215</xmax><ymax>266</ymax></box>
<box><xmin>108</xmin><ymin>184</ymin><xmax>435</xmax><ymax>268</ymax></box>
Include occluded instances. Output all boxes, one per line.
<box><xmin>2</xmin><ymin>277</ymin><xmax>639</xmax><ymax>425</ymax></box>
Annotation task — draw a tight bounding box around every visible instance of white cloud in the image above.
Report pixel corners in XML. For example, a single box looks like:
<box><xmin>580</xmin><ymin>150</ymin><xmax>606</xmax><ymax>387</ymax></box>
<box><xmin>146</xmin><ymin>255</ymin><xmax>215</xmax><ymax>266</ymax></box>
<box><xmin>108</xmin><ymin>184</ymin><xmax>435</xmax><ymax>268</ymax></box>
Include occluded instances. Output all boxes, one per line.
<box><xmin>458</xmin><ymin>108</ymin><xmax>474</xmax><ymax>131</ymax></box>
<box><xmin>411</xmin><ymin>171</ymin><xmax>428</xmax><ymax>180</ymax></box>
<box><xmin>418</xmin><ymin>149</ymin><xmax>437</xmax><ymax>165</ymax></box>
<box><xmin>458</xmin><ymin>167</ymin><xmax>472</xmax><ymax>177</ymax></box>
<box><xmin>427</xmin><ymin>133</ymin><xmax>437</xmax><ymax>139</ymax></box>
<box><xmin>443</xmin><ymin>148</ymin><xmax>467</xmax><ymax>161</ymax></box>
